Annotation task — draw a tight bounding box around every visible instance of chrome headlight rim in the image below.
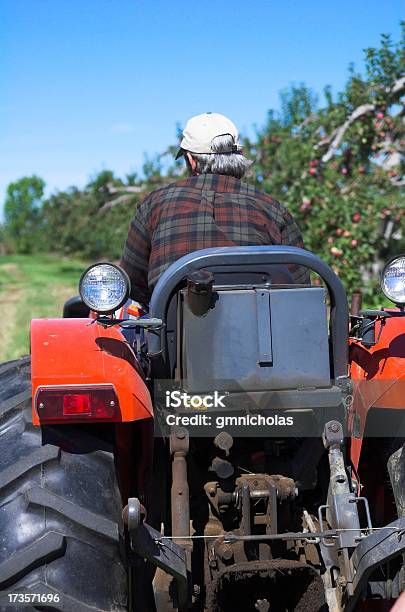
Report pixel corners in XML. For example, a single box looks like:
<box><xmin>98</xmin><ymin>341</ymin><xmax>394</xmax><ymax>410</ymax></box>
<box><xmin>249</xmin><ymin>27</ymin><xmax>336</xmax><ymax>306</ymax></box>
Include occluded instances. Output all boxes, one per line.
<box><xmin>79</xmin><ymin>262</ymin><xmax>131</xmax><ymax>314</ymax></box>
<box><xmin>381</xmin><ymin>255</ymin><xmax>405</xmax><ymax>306</ymax></box>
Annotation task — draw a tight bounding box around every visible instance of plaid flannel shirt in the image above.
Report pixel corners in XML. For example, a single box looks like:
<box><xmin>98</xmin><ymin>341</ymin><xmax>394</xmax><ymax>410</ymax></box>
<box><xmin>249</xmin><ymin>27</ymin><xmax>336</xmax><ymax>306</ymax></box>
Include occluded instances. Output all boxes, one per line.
<box><xmin>120</xmin><ymin>174</ymin><xmax>309</xmax><ymax>307</ymax></box>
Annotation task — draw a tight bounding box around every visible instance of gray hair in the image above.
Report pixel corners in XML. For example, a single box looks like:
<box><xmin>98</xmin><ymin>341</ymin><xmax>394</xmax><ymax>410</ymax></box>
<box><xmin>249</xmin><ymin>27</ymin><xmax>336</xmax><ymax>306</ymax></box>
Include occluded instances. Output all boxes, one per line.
<box><xmin>186</xmin><ymin>134</ymin><xmax>251</xmax><ymax>179</ymax></box>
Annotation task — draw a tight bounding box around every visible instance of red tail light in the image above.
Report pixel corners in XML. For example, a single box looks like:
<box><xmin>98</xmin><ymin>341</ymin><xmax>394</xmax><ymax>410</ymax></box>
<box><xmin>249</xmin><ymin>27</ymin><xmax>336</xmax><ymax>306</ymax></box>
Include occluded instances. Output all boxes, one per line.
<box><xmin>35</xmin><ymin>385</ymin><xmax>121</xmax><ymax>423</ymax></box>
<box><xmin>63</xmin><ymin>394</ymin><xmax>91</xmax><ymax>415</ymax></box>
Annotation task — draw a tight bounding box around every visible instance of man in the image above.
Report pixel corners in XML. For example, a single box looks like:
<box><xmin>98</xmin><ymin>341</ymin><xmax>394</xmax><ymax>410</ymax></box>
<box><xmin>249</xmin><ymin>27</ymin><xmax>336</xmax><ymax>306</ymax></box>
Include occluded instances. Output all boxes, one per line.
<box><xmin>120</xmin><ymin>112</ymin><xmax>308</xmax><ymax>307</ymax></box>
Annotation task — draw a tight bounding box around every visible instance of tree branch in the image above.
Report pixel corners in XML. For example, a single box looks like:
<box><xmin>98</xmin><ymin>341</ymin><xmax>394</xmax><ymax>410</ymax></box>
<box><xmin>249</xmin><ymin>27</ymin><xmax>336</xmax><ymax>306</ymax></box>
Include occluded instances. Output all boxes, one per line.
<box><xmin>391</xmin><ymin>75</ymin><xmax>405</xmax><ymax>95</ymax></box>
<box><xmin>321</xmin><ymin>104</ymin><xmax>375</xmax><ymax>162</ymax></box>
<box><xmin>104</xmin><ymin>183</ymin><xmax>144</xmax><ymax>194</ymax></box>
<box><xmin>318</xmin><ymin>76</ymin><xmax>405</xmax><ymax>162</ymax></box>
<box><xmin>98</xmin><ymin>194</ymin><xmax>135</xmax><ymax>214</ymax></box>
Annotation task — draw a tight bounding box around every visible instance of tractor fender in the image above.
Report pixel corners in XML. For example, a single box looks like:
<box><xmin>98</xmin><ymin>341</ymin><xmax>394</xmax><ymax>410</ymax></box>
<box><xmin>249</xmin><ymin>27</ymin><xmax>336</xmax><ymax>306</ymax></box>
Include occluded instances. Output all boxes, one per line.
<box><xmin>30</xmin><ymin>317</ymin><xmax>153</xmax><ymax>425</ymax></box>
<box><xmin>349</xmin><ymin>312</ymin><xmax>405</xmax><ymax>470</ymax></box>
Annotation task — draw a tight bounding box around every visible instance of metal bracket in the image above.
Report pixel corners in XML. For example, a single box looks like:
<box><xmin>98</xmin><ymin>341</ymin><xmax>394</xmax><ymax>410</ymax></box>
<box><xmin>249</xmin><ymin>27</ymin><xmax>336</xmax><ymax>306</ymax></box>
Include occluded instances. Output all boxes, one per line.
<box><xmin>318</xmin><ymin>504</ymin><xmax>335</xmax><ymax>547</ymax></box>
<box><xmin>349</xmin><ymin>497</ymin><xmax>373</xmax><ymax>534</ymax></box>
<box><xmin>323</xmin><ymin>420</ymin><xmax>344</xmax><ymax>448</ymax></box>
<box><xmin>127</xmin><ymin>498</ymin><xmax>189</xmax><ymax>612</ymax></box>
<box><xmin>255</xmin><ymin>289</ymin><xmax>272</xmax><ymax>365</ymax></box>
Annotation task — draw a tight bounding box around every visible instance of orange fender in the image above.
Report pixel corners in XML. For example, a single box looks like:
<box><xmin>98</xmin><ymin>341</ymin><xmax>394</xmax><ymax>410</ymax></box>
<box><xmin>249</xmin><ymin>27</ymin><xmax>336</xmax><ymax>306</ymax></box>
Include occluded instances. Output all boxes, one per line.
<box><xmin>349</xmin><ymin>312</ymin><xmax>405</xmax><ymax>470</ymax></box>
<box><xmin>31</xmin><ymin>318</ymin><xmax>153</xmax><ymax>425</ymax></box>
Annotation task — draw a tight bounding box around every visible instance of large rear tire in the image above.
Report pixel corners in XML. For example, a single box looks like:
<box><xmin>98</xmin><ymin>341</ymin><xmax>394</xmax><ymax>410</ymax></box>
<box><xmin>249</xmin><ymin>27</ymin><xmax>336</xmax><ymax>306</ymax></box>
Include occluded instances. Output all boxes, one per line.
<box><xmin>0</xmin><ymin>357</ymin><xmax>128</xmax><ymax>611</ymax></box>
<box><xmin>388</xmin><ymin>440</ymin><xmax>405</xmax><ymax>517</ymax></box>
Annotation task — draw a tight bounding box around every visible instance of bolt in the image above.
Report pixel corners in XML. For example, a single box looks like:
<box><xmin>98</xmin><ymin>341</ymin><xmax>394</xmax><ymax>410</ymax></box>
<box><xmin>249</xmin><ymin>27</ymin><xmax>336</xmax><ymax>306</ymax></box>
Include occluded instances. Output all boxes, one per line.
<box><xmin>214</xmin><ymin>431</ymin><xmax>233</xmax><ymax>455</ymax></box>
<box><xmin>344</xmin><ymin>395</ymin><xmax>354</xmax><ymax>408</ymax></box>
<box><xmin>255</xmin><ymin>599</ymin><xmax>270</xmax><ymax>612</ymax></box>
<box><xmin>337</xmin><ymin>575</ymin><xmax>347</xmax><ymax>588</ymax></box>
<box><xmin>328</xmin><ymin>422</ymin><xmax>340</xmax><ymax>433</ymax></box>
<box><xmin>211</xmin><ymin>457</ymin><xmax>234</xmax><ymax>479</ymax></box>
<box><xmin>38</xmin><ymin>403</ymin><xmax>44</xmax><ymax>410</ymax></box>
<box><xmin>110</xmin><ymin>401</ymin><xmax>115</xmax><ymax>407</ymax></box>
<box><xmin>219</xmin><ymin>544</ymin><xmax>234</xmax><ymax>562</ymax></box>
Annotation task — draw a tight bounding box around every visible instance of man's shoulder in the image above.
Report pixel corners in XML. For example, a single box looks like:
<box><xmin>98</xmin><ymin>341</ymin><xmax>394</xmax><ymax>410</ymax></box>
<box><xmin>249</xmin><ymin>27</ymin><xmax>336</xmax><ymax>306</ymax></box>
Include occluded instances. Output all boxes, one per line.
<box><xmin>138</xmin><ymin>178</ymin><xmax>194</xmax><ymax>208</ymax></box>
<box><xmin>141</xmin><ymin>180</ymin><xmax>180</xmax><ymax>200</ymax></box>
<box><xmin>251</xmin><ymin>186</ymin><xmax>281</xmax><ymax>206</ymax></box>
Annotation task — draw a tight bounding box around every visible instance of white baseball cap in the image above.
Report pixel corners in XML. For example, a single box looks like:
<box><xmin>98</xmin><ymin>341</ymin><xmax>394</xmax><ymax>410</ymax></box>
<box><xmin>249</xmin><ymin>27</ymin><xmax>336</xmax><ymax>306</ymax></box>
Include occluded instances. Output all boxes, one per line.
<box><xmin>175</xmin><ymin>112</ymin><xmax>241</xmax><ymax>159</ymax></box>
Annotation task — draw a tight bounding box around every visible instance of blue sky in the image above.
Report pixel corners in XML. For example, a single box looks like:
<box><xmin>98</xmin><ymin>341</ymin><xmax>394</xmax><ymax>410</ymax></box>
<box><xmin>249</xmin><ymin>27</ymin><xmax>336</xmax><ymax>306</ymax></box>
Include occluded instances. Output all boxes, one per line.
<box><xmin>1</xmin><ymin>0</ymin><xmax>403</xmax><ymax>214</ymax></box>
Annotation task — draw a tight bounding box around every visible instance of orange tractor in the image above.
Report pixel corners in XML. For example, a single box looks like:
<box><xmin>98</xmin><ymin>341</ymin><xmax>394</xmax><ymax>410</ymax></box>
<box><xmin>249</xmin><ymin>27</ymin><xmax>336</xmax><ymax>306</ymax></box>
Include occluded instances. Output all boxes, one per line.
<box><xmin>0</xmin><ymin>246</ymin><xmax>404</xmax><ymax>611</ymax></box>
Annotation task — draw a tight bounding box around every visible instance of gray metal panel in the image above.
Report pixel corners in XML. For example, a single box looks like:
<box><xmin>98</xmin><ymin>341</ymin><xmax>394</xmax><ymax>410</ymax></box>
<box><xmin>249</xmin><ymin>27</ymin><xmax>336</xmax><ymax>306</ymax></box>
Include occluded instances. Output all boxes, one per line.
<box><xmin>181</xmin><ymin>287</ymin><xmax>330</xmax><ymax>393</ymax></box>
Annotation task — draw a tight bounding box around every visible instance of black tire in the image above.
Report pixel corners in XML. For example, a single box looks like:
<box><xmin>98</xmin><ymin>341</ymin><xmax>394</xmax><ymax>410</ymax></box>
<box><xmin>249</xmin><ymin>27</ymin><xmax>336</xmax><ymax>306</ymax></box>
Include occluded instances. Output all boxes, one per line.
<box><xmin>0</xmin><ymin>357</ymin><xmax>128</xmax><ymax>611</ymax></box>
<box><xmin>387</xmin><ymin>439</ymin><xmax>405</xmax><ymax>518</ymax></box>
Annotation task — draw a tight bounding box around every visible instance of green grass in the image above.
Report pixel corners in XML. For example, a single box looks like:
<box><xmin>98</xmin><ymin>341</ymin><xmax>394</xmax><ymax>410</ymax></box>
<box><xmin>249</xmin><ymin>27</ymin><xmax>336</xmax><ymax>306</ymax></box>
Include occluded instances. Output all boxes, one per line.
<box><xmin>0</xmin><ymin>254</ymin><xmax>87</xmax><ymax>361</ymax></box>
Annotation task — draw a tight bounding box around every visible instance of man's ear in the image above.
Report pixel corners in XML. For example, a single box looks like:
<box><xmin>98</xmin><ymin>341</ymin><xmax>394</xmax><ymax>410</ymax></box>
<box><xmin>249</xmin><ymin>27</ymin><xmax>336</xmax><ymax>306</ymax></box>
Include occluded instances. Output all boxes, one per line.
<box><xmin>186</xmin><ymin>152</ymin><xmax>198</xmax><ymax>175</ymax></box>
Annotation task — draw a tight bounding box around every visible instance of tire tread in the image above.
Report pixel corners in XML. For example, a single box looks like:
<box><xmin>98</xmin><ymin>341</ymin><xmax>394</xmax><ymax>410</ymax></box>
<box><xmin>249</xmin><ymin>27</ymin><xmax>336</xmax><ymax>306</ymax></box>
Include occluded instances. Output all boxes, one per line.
<box><xmin>0</xmin><ymin>359</ymin><xmax>127</xmax><ymax>611</ymax></box>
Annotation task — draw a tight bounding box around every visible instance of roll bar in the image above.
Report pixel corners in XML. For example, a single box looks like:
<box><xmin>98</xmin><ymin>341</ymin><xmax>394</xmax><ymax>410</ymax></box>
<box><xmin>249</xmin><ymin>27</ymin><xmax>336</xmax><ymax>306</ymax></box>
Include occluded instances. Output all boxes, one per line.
<box><xmin>149</xmin><ymin>246</ymin><xmax>349</xmax><ymax>379</ymax></box>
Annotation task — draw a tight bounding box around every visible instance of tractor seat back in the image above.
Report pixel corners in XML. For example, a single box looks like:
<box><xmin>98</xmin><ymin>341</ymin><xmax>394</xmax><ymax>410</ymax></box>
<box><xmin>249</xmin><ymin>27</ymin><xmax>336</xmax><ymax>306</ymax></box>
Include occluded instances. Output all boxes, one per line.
<box><xmin>149</xmin><ymin>246</ymin><xmax>349</xmax><ymax>387</ymax></box>
<box><xmin>178</xmin><ymin>284</ymin><xmax>330</xmax><ymax>394</ymax></box>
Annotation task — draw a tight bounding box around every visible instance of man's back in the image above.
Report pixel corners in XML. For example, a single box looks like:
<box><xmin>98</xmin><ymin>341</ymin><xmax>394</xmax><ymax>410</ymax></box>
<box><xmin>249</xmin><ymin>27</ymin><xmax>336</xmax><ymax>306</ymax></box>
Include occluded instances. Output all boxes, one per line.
<box><xmin>121</xmin><ymin>174</ymin><xmax>308</xmax><ymax>306</ymax></box>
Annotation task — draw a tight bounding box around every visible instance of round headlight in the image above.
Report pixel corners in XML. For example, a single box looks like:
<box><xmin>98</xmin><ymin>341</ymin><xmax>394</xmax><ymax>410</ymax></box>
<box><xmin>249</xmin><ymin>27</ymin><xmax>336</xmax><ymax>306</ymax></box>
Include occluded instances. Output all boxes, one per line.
<box><xmin>79</xmin><ymin>263</ymin><xmax>130</xmax><ymax>314</ymax></box>
<box><xmin>381</xmin><ymin>256</ymin><xmax>405</xmax><ymax>305</ymax></box>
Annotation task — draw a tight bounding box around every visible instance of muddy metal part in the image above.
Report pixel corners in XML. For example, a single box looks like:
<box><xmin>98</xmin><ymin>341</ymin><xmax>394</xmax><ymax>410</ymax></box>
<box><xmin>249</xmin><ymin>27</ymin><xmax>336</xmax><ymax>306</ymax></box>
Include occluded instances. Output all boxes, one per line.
<box><xmin>204</xmin><ymin>474</ymin><xmax>295</xmax><ymax>528</ymax></box>
<box><xmin>206</xmin><ymin>559</ymin><xmax>326</xmax><ymax>612</ymax></box>
<box><xmin>320</xmin><ymin>422</ymin><xmax>364</xmax><ymax>552</ymax></box>
<box><xmin>319</xmin><ymin>420</ymin><xmax>362</xmax><ymax>606</ymax></box>
<box><xmin>203</xmin><ymin>473</ymin><xmax>301</xmax><ymax>609</ymax></box>
<box><xmin>319</xmin><ymin>420</ymin><xmax>405</xmax><ymax>611</ymax></box>
<box><xmin>170</xmin><ymin>428</ymin><xmax>191</xmax><ymax>548</ymax></box>
<box><xmin>237</xmin><ymin>474</ymin><xmax>296</xmax><ymax>501</ymax></box>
